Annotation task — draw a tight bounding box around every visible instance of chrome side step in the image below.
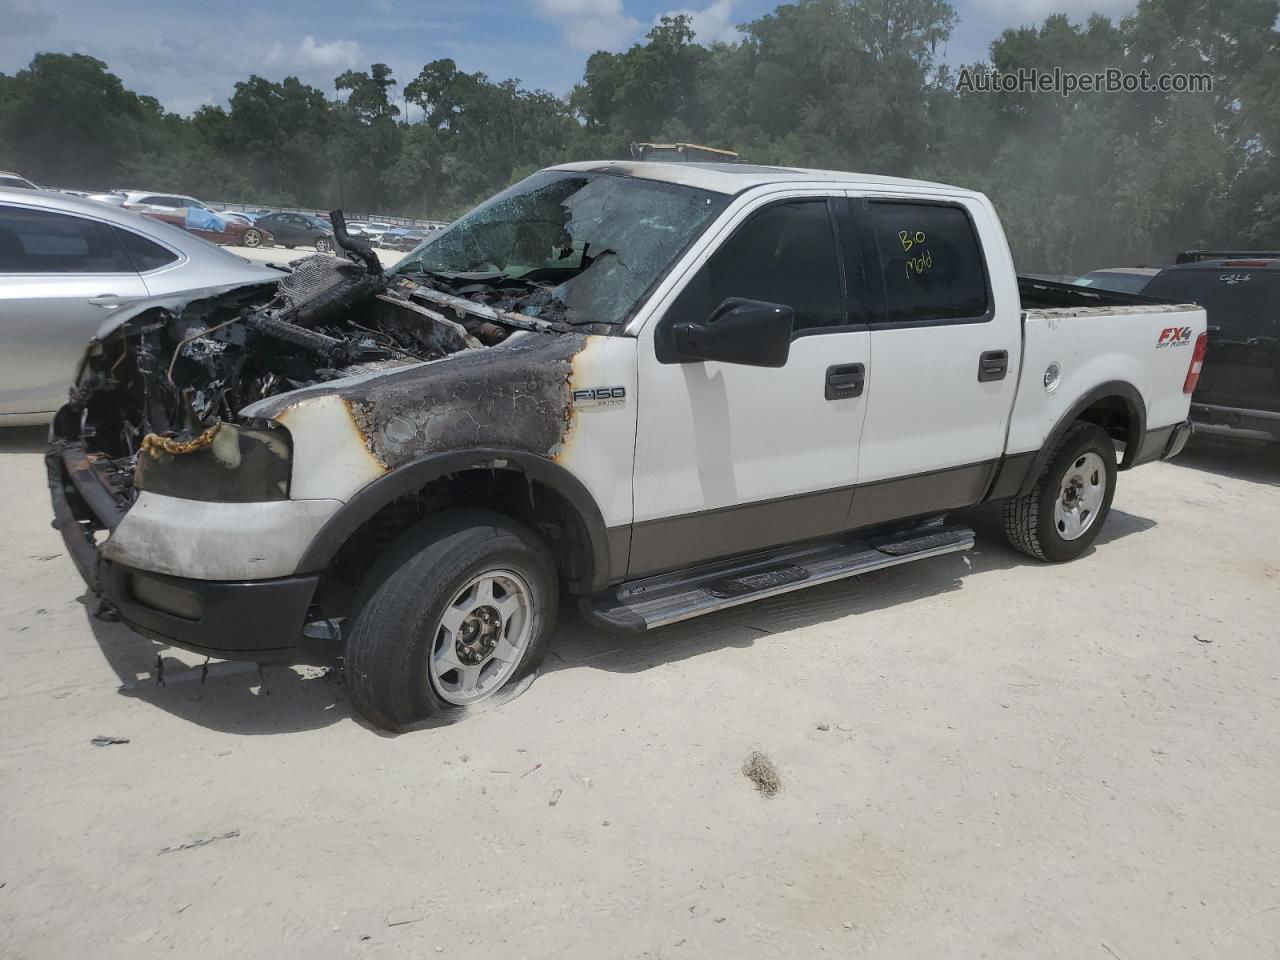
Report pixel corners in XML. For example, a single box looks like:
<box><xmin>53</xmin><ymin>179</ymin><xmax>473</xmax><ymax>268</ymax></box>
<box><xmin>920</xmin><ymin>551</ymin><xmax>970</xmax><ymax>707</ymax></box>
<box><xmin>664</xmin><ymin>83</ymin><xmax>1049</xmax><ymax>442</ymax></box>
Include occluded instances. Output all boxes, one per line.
<box><xmin>588</xmin><ymin>521</ymin><xmax>975</xmax><ymax>631</ymax></box>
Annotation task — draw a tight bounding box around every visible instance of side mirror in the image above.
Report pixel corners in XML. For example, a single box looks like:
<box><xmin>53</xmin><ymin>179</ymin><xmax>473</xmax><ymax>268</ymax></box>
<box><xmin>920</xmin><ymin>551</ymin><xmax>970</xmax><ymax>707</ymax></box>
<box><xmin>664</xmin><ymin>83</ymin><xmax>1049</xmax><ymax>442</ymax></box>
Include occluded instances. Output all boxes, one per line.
<box><xmin>671</xmin><ymin>298</ymin><xmax>794</xmax><ymax>367</ymax></box>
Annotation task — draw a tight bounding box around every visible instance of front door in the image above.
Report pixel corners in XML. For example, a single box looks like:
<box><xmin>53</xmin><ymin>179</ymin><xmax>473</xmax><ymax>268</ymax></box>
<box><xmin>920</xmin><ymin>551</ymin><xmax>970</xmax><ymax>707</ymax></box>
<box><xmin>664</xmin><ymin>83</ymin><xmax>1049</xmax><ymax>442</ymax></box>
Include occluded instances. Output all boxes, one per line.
<box><xmin>630</xmin><ymin>195</ymin><xmax>871</xmax><ymax>577</ymax></box>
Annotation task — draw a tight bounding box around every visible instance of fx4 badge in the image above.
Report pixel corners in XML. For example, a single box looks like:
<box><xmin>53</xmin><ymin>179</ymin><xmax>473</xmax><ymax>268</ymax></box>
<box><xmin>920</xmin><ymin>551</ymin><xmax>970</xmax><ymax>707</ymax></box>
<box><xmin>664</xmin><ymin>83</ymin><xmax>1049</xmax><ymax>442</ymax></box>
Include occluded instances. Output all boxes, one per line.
<box><xmin>572</xmin><ymin>386</ymin><xmax>626</xmax><ymax>408</ymax></box>
<box><xmin>1156</xmin><ymin>326</ymin><xmax>1193</xmax><ymax>348</ymax></box>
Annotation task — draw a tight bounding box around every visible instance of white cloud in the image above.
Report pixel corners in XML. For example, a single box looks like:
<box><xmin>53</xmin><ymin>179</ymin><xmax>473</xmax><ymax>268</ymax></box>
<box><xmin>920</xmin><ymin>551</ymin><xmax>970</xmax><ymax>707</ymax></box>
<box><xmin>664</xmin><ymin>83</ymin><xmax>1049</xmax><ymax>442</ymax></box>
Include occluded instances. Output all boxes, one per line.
<box><xmin>264</xmin><ymin>35</ymin><xmax>362</xmax><ymax>73</ymax></box>
<box><xmin>532</xmin><ymin>0</ymin><xmax>642</xmax><ymax>52</ymax></box>
<box><xmin>969</xmin><ymin>0</ymin><xmax>1136</xmax><ymax>20</ymax></box>
<box><xmin>0</xmin><ymin>0</ymin><xmax>53</xmax><ymax>36</ymax></box>
<box><xmin>657</xmin><ymin>0</ymin><xmax>741</xmax><ymax>45</ymax></box>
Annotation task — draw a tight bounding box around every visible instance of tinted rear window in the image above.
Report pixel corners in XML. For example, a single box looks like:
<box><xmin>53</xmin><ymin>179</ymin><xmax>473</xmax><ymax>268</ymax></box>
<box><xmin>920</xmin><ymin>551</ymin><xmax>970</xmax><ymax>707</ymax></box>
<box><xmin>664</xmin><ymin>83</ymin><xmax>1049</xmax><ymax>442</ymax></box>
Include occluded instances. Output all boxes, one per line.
<box><xmin>114</xmin><ymin>227</ymin><xmax>179</xmax><ymax>271</ymax></box>
<box><xmin>869</xmin><ymin>201</ymin><xmax>990</xmax><ymax>324</ymax></box>
<box><xmin>0</xmin><ymin>205</ymin><xmax>132</xmax><ymax>273</ymax></box>
<box><xmin>1143</xmin><ymin>268</ymin><xmax>1279</xmax><ymax>338</ymax></box>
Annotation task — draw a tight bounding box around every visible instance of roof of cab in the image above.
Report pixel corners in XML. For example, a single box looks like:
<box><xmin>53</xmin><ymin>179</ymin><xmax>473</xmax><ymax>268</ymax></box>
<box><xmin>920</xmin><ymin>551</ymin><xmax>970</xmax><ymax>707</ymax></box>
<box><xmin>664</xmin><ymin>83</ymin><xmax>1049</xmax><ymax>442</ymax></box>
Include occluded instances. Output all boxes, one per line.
<box><xmin>547</xmin><ymin>160</ymin><xmax>976</xmax><ymax>198</ymax></box>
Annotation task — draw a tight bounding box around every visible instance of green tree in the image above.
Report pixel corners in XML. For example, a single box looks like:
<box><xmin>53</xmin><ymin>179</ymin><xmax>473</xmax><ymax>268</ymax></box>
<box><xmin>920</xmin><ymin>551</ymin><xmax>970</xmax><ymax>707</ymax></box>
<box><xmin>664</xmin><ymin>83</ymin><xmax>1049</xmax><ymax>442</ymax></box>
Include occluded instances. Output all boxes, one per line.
<box><xmin>0</xmin><ymin>53</ymin><xmax>154</xmax><ymax>186</ymax></box>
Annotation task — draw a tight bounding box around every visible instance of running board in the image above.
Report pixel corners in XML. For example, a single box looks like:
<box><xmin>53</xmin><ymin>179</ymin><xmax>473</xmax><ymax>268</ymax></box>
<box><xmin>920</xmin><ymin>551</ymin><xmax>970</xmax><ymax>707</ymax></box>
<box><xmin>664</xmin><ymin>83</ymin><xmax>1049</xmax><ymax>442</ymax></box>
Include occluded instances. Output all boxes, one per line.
<box><xmin>588</xmin><ymin>521</ymin><xmax>975</xmax><ymax>631</ymax></box>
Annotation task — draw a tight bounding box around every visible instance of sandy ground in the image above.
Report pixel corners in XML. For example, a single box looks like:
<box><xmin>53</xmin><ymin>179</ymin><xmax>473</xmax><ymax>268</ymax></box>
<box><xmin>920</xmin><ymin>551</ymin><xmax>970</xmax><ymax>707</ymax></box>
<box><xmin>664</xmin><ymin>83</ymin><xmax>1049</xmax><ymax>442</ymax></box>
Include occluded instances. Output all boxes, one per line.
<box><xmin>1</xmin><ymin>432</ymin><xmax>1278</xmax><ymax>960</ymax></box>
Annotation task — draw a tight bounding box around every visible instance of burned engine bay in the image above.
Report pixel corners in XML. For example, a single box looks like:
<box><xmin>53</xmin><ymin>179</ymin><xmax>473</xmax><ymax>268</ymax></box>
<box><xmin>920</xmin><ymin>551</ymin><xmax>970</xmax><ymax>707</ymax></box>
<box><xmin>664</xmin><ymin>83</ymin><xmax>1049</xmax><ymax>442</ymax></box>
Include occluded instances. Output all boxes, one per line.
<box><xmin>54</xmin><ymin>228</ymin><xmax>588</xmax><ymax>514</ymax></box>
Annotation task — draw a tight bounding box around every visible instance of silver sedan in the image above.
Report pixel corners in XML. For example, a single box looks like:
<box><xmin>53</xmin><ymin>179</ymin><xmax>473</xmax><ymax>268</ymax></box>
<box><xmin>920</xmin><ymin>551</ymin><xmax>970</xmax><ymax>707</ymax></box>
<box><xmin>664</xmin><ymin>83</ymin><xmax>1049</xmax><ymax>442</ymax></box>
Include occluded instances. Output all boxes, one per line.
<box><xmin>0</xmin><ymin>188</ymin><xmax>283</xmax><ymax>425</ymax></box>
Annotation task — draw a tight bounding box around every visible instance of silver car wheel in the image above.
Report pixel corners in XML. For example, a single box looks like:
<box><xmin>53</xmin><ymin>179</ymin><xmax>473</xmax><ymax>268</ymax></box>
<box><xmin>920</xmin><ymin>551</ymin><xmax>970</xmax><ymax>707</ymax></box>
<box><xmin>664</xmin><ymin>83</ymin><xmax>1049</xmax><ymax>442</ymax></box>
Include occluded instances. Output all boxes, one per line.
<box><xmin>316</xmin><ymin>237</ymin><xmax>331</xmax><ymax>253</ymax></box>
<box><xmin>242</xmin><ymin>229</ymin><xmax>262</xmax><ymax>248</ymax></box>
<box><xmin>1053</xmin><ymin>451</ymin><xmax>1106</xmax><ymax>541</ymax></box>
<box><xmin>429</xmin><ymin>569</ymin><xmax>534</xmax><ymax>706</ymax></box>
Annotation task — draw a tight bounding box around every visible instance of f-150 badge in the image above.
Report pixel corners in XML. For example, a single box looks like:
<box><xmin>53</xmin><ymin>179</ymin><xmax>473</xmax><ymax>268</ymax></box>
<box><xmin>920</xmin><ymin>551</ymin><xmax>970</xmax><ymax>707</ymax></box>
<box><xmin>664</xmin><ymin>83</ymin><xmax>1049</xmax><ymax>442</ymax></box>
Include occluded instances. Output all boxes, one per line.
<box><xmin>573</xmin><ymin>386</ymin><xmax>626</xmax><ymax>408</ymax></box>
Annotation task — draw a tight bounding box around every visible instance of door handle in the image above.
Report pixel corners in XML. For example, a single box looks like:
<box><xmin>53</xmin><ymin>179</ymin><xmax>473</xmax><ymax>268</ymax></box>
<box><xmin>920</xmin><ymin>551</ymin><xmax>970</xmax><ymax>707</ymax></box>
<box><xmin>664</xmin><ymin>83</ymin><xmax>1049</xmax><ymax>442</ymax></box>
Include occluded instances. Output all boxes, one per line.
<box><xmin>978</xmin><ymin>349</ymin><xmax>1008</xmax><ymax>382</ymax></box>
<box><xmin>88</xmin><ymin>294</ymin><xmax>122</xmax><ymax>308</ymax></box>
<box><xmin>825</xmin><ymin>363</ymin><xmax>865</xmax><ymax>400</ymax></box>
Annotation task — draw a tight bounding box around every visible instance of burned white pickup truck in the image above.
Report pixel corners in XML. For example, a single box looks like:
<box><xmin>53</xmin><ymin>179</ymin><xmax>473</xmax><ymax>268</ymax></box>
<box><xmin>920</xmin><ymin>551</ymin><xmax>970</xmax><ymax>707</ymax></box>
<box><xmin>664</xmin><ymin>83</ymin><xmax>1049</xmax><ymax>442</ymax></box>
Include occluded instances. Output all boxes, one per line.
<box><xmin>49</xmin><ymin>162</ymin><xmax>1205</xmax><ymax>730</ymax></box>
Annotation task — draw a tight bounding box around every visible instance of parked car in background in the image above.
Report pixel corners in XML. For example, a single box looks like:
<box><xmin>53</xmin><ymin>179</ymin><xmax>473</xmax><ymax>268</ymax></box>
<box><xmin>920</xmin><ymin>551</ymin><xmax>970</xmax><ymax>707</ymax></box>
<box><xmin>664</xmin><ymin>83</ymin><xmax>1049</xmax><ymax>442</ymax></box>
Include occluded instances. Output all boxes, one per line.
<box><xmin>360</xmin><ymin>221</ymin><xmax>393</xmax><ymax>242</ymax></box>
<box><xmin>380</xmin><ymin>228</ymin><xmax>428</xmax><ymax>251</ymax></box>
<box><xmin>0</xmin><ymin>171</ymin><xmax>38</xmax><ymax>190</ymax></box>
<box><xmin>142</xmin><ymin>209</ymin><xmax>273</xmax><ymax>247</ymax></box>
<box><xmin>0</xmin><ymin>188</ymin><xmax>282</xmax><ymax>424</ymax></box>
<box><xmin>119</xmin><ymin>191</ymin><xmax>216</xmax><ymax>215</ymax></box>
<box><xmin>1142</xmin><ymin>254</ymin><xmax>1280</xmax><ymax>444</ymax></box>
<box><xmin>253</xmin><ymin>211</ymin><xmax>337</xmax><ymax>252</ymax></box>
<box><xmin>85</xmin><ymin>192</ymin><xmax>126</xmax><ymax>206</ymax></box>
<box><xmin>1074</xmin><ymin>266</ymin><xmax>1161</xmax><ymax>295</ymax></box>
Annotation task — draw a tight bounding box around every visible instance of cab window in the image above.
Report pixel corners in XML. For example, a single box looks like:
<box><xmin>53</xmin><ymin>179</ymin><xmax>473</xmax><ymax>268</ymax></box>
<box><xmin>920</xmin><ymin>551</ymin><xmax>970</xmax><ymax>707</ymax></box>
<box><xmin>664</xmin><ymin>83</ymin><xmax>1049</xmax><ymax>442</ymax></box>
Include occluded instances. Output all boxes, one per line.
<box><xmin>668</xmin><ymin>199</ymin><xmax>846</xmax><ymax>335</ymax></box>
<box><xmin>868</xmin><ymin>201</ymin><xmax>989</xmax><ymax>324</ymax></box>
<box><xmin>0</xmin><ymin>206</ymin><xmax>133</xmax><ymax>274</ymax></box>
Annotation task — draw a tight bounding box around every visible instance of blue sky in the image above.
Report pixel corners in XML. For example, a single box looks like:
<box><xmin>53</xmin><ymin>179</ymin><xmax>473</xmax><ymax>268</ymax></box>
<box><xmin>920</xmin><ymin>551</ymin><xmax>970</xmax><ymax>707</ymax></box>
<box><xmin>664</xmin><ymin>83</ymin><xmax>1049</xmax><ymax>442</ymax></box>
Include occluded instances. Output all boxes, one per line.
<box><xmin>1</xmin><ymin>0</ymin><xmax>1138</xmax><ymax>116</ymax></box>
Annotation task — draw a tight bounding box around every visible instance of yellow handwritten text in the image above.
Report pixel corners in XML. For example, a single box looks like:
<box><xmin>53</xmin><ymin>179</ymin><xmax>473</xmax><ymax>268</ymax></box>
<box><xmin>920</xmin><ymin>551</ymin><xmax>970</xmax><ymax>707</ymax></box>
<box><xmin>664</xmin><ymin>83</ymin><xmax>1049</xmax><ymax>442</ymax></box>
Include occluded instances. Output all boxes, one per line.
<box><xmin>898</xmin><ymin>228</ymin><xmax>933</xmax><ymax>277</ymax></box>
<box><xmin>898</xmin><ymin>229</ymin><xmax>926</xmax><ymax>252</ymax></box>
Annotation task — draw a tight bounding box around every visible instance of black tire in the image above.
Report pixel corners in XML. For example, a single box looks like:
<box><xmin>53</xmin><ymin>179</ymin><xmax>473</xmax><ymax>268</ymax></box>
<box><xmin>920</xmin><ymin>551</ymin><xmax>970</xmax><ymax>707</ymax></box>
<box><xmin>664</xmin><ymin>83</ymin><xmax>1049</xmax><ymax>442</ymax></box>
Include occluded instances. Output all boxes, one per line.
<box><xmin>315</xmin><ymin>237</ymin><xmax>331</xmax><ymax>253</ymax></box>
<box><xmin>283</xmin><ymin>244</ymin><xmax>295</xmax><ymax>249</ymax></box>
<box><xmin>343</xmin><ymin>509</ymin><xmax>559</xmax><ymax>731</ymax></box>
<box><xmin>1003</xmin><ymin>422</ymin><xmax>1117</xmax><ymax>562</ymax></box>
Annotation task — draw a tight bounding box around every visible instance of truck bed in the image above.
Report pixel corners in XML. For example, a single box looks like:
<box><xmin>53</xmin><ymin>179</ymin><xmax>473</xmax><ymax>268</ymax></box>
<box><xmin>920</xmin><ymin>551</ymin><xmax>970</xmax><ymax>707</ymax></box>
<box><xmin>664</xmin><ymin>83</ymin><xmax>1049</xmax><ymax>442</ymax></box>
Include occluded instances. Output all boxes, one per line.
<box><xmin>1017</xmin><ymin>273</ymin><xmax>1173</xmax><ymax>310</ymax></box>
<box><xmin>1005</xmin><ymin>282</ymin><xmax>1205</xmax><ymax>462</ymax></box>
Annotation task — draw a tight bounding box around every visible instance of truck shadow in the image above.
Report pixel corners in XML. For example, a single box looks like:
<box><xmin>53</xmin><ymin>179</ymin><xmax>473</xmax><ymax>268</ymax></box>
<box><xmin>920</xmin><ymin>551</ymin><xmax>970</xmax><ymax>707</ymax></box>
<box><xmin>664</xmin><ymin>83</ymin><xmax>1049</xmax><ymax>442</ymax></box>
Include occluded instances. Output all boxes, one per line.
<box><xmin>0</xmin><ymin>426</ymin><xmax>48</xmax><ymax>454</ymax></box>
<box><xmin>82</xmin><ymin>603</ymin><xmax>350</xmax><ymax>736</ymax></box>
<box><xmin>543</xmin><ymin>507</ymin><xmax>1157</xmax><ymax>678</ymax></box>
<box><xmin>80</xmin><ymin>507</ymin><xmax>1156</xmax><ymax>735</ymax></box>
<box><xmin>1166</xmin><ymin>437</ymin><xmax>1280</xmax><ymax>486</ymax></box>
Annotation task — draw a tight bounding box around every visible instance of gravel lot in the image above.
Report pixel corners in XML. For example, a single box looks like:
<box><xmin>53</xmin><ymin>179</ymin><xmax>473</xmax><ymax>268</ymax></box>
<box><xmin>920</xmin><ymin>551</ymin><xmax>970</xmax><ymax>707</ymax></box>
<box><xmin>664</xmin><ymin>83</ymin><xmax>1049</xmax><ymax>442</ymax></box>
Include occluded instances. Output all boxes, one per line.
<box><xmin>1</xmin><ymin>431</ymin><xmax>1278</xmax><ymax>959</ymax></box>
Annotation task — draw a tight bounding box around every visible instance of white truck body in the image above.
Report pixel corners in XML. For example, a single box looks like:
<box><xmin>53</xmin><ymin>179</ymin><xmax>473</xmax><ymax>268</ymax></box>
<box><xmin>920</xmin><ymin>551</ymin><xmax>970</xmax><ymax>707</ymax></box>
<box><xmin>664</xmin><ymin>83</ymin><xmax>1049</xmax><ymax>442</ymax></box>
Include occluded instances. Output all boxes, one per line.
<box><xmin>49</xmin><ymin>162</ymin><xmax>1204</xmax><ymax>724</ymax></box>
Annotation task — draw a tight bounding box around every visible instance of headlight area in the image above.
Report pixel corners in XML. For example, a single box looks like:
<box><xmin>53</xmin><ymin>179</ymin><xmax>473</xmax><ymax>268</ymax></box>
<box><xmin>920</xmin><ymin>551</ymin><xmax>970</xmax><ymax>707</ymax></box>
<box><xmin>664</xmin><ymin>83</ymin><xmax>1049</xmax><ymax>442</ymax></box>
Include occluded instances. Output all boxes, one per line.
<box><xmin>135</xmin><ymin>419</ymin><xmax>293</xmax><ymax>502</ymax></box>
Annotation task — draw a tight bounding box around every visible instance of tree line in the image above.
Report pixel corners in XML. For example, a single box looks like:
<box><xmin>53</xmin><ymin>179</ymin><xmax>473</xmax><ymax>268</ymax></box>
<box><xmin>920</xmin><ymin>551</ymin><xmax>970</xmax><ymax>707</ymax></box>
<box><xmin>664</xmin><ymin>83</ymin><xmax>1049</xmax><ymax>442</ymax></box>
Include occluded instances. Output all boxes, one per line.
<box><xmin>1</xmin><ymin>0</ymin><xmax>1277</xmax><ymax>273</ymax></box>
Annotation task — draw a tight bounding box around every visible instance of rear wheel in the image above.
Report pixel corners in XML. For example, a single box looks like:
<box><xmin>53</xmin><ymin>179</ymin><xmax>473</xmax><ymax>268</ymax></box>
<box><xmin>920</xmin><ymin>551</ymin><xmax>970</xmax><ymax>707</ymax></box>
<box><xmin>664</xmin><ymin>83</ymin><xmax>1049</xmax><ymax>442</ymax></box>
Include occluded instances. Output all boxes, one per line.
<box><xmin>1003</xmin><ymin>422</ymin><xmax>1117</xmax><ymax>562</ymax></box>
<box><xmin>342</xmin><ymin>510</ymin><xmax>559</xmax><ymax>731</ymax></box>
<box><xmin>242</xmin><ymin>228</ymin><xmax>263</xmax><ymax>248</ymax></box>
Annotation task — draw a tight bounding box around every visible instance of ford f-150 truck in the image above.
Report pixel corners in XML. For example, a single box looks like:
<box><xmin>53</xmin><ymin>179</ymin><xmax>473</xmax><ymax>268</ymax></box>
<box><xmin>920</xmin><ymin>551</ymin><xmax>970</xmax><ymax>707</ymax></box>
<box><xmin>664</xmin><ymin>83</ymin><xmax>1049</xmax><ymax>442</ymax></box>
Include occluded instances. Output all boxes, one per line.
<box><xmin>48</xmin><ymin>162</ymin><xmax>1205</xmax><ymax>730</ymax></box>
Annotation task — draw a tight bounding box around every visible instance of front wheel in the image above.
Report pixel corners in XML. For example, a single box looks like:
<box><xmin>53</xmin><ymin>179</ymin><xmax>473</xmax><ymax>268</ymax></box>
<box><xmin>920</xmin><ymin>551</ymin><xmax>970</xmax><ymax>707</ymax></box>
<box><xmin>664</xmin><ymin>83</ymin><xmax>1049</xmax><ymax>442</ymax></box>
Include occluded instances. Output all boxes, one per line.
<box><xmin>343</xmin><ymin>510</ymin><xmax>559</xmax><ymax>731</ymax></box>
<box><xmin>241</xmin><ymin>228</ymin><xmax>263</xmax><ymax>248</ymax></box>
<box><xmin>1003</xmin><ymin>422</ymin><xmax>1117</xmax><ymax>562</ymax></box>
<box><xmin>315</xmin><ymin>237</ymin><xmax>332</xmax><ymax>254</ymax></box>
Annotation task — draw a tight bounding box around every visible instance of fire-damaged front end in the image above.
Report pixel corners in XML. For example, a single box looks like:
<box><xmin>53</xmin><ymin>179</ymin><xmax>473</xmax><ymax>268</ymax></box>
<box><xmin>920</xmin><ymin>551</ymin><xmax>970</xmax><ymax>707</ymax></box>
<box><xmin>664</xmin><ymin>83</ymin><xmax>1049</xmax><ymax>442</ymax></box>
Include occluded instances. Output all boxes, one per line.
<box><xmin>48</xmin><ymin>232</ymin><xmax>587</xmax><ymax>662</ymax></box>
<box><xmin>48</xmin><ymin>168</ymin><xmax>728</xmax><ymax>664</ymax></box>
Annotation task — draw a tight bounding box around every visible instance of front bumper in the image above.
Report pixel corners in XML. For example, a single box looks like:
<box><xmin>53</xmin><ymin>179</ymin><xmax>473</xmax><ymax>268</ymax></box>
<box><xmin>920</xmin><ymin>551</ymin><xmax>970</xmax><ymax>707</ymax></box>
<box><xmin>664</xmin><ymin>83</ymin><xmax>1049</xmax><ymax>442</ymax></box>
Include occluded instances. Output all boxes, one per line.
<box><xmin>1190</xmin><ymin>403</ymin><xmax>1280</xmax><ymax>445</ymax></box>
<box><xmin>100</xmin><ymin>560</ymin><xmax>319</xmax><ymax>663</ymax></box>
<box><xmin>48</xmin><ymin>442</ymin><xmax>327</xmax><ymax>663</ymax></box>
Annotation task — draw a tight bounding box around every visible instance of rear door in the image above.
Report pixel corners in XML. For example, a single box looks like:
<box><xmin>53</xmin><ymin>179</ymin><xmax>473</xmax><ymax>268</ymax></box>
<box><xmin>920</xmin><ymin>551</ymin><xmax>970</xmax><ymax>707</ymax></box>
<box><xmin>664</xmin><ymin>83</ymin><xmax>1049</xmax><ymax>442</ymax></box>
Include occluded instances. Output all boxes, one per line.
<box><xmin>0</xmin><ymin>204</ymin><xmax>148</xmax><ymax>417</ymax></box>
<box><xmin>261</xmin><ymin>214</ymin><xmax>297</xmax><ymax>245</ymax></box>
<box><xmin>847</xmin><ymin>195</ymin><xmax>1022</xmax><ymax>526</ymax></box>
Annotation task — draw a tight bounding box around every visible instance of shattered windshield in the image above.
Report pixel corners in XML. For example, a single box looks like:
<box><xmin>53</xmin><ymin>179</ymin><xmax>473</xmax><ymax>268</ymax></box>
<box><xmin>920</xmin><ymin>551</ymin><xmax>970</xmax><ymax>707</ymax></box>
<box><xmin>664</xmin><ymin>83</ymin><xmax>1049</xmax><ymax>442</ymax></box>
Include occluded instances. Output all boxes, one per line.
<box><xmin>394</xmin><ymin>171</ymin><xmax>728</xmax><ymax>326</ymax></box>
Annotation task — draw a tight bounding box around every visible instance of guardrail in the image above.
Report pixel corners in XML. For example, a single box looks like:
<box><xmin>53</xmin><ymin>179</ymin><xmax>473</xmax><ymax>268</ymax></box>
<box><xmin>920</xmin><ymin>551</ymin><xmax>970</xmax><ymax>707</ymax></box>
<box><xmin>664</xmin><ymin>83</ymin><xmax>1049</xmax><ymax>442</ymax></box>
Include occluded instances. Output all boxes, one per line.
<box><xmin>210</xmin><ymin>201</ymin><xmax>449</xmax><ymax>231</ymax></box>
